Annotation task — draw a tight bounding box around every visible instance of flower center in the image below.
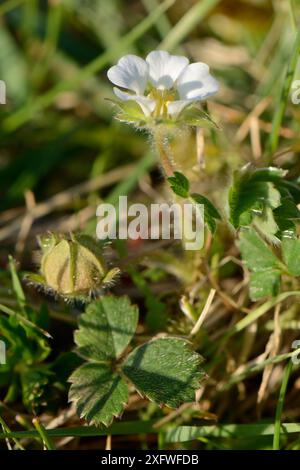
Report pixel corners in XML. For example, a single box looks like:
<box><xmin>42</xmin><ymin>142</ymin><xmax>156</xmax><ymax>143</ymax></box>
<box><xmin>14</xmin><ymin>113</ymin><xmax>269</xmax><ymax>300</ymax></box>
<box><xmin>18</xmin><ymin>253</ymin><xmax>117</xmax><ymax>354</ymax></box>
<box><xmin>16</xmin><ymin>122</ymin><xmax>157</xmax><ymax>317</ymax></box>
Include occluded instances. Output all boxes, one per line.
<box><xmin>148</xmin><ymin>88</ymin><xmax>176</xmax><ymax>118</ymax></box>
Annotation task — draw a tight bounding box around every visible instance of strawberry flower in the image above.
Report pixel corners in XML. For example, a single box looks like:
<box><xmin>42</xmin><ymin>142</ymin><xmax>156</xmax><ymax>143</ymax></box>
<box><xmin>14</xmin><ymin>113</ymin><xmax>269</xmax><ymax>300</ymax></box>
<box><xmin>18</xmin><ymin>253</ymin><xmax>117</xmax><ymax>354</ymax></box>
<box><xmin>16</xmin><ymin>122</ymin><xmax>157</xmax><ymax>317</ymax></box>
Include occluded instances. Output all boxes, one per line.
<box><xmin>107</xmin><ymin>50</ymin><xmax>219</xmax><ymax>120</ymax></box>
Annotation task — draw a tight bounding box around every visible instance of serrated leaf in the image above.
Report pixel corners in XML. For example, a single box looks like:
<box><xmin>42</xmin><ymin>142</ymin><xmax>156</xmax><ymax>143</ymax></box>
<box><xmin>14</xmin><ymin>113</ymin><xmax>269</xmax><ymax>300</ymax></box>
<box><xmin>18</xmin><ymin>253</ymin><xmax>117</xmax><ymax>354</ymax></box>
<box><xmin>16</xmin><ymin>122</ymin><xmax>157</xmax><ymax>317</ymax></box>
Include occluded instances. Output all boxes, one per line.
<box><xmin>75</xmin><ymin>296</ymin><xmax>138</xmax><ymax>362</ymax></box>
<box><xmin>191</xmin><ymin>193</ymin><xmax>221</xmax><ymax>219</ymax></box>
<box><xmin>238</xmin><ymin>228</ymin><xmax>283</xmax><ymax>300</ymax></box>
<box><xmin>191</xmin><ymin>193</ymin><xmax>221</xmax><ymax>234</ymax></box>
<box><xmin>282</xmin><ymin>235</ymin><xmax>300</xmax><ymax>276</ymax></box>
<box><xmin>228</xmin><ymin>166</ymin><xmax>300</xmax><ymax>239</ymax></box>
<box><xmin>238</xmin><ymin>228</ymin><xmax>280</xmax><ymax>272</ymax></box>
<box><xmin>168</xmin><ymin>171</ymin><xmax>190</xmax><ymax>198</ymax></box>
<box><xmin>229</xmin><ymin>166</ymin><xmax>283</xmax><ymax>229</ymax></box>
<box><xmin>249</xmin><ymin>167</ymin><xmax>287</xmax><ymax>182</ymax></box>
<box><xmin>249</xmin><ymin>270</ymin><xmax>281</xmax><ymax>301</ymax></box>
<box><xmin>122</xmin><ymin>338</ymin><xmax>205</xmax><ymax>408</ymax></box>
<box><xmin>69</xmin><ymin>363</ymin><xmax>128</xmax><ymax>426</ymax></box>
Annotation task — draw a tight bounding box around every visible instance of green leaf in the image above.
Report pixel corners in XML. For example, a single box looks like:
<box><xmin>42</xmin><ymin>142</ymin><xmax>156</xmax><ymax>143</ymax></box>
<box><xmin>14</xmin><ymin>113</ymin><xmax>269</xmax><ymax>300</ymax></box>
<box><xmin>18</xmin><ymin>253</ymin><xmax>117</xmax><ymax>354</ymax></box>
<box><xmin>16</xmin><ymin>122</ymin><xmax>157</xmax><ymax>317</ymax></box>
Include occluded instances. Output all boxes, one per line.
<box><xmin>274</xmin><ymin>197</ymin><xmax>300</xmax><ymax>233</ymax></box>
<box><xmin>191</xmin><ymin>193</ymin><xmax>221</xmax><ymax>234</ymax></box>
<box><xmin>264</xmin><ymin>183</ymin><xmax>281</xmax><ymax>209</ymax></box>
<box><xmin>238</xmin><ymin>228</ymin><xmax>280</xmax><ymax>272</ymax></box>
<box><xmin>69</xmin><ymin>363</ymin><xmax>128</xmax><ymax>426</ymax></box>
<box><xmin>20</xmin><ymin>366</ymin><xmax>53</xmax><ymax>412</ymax></box>
<box><xmin>282</xmin><ymin>235</ymin><xmax>300</xmax><ymax>276</ymax></box>
<box><xmin>248</xmin><ymin>167</ymin><xmax>287</xmax><ymax>182</ymax></box>
<box><xmin>238</xmin><ymin>228</ymin><xmax>283</xmax><ymax>300</ymax></box>
<box><xmin>107</xmin><ymin>98</ymin><xmax>146</xmax><ymax>124</ymax></box>
<box><xmin>191</xmin><ymin>193</ymin><xmax>221</xmax><ymax>219</ymax></box>
<box><xmin>122</xmin><ymin>338</ymin><xmax>205</xmax><ymax>408</ymax></box>
<box><xmin>167</xmin><ymin>173</ymin><xmax>221</xmax><ymax>233</ymax></box>
<box><xmin>249</xmin><ymin>270</ymin><xmax>281</xmax><ymax>301</ymax></box>
<box><xmin>75</xmin><ymin>296</ymin><xmax>138</xmax><ymax>362</ymax></box>
<box><xmin>252</xmin><ymin>206</ymin><xmax>280</xmax><ymax>244</ymax></box>
<box><xmin>229</xmin><ymin>166</ymin><xmax>283</xmax><ymax>229</ymax></box>
<box><xmin>167</xmin><ymin>171</ymin><xmax>190</xmax><ymax>198</ymax></box>
<box><xmin>178</xmin><ymin>106</ymin><xmax>218</xmax><ymax>128</ymax></box>
<box><xmin>229</xmin><ymin>166</ymin><xmax>300</xmax><ymax>239</ymax></box>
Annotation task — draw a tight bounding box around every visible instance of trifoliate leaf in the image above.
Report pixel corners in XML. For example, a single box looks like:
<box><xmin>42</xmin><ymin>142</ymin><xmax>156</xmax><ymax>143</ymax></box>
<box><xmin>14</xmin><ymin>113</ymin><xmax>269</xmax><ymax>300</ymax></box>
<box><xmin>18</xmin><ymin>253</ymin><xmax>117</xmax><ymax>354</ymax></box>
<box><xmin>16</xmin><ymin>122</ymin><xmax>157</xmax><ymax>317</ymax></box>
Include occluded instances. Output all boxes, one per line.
<box><xmin>168</xmin><ymin>171</ymin><xmax>190</xmax><ymax>198</ymax></box>
<box><xmin>75</xmin><ymin>296</ymin><xmax>138</xmax><ymax>362</ymax></box>
<box><xmin>191</xmin><ymin>193</ymin><xmax>221</xmax><ymax>234</ymax></box>
<box><xmin>122</xmin><ymin>338</ymin><xmax>205</xmax><ymax>408</ymax></box>
<box><xmin>238</xmin><ymin>227</ymin><xmax>280</xmax><ymax>272</ymax></box>
<box><xmin>69</xmin><ymin>363</ymin><xmax>128</xmax><ymax>426</ymax></box>
<box><xmin>249</xmin><ymin>270</ymin><xmax>281</xmax><ymax>301</ymax></box>
<box><xmin>282</xmin><ymin>235</ymin><xmax>300</xmax><ymax>276</ymax></box>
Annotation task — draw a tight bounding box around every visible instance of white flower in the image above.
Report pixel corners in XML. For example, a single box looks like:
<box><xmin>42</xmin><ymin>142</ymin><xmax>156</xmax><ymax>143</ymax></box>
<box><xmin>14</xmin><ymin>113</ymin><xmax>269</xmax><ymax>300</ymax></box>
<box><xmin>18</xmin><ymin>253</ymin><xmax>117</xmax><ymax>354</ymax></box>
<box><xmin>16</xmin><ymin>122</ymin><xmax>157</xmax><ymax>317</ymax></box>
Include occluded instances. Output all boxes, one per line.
<box><xmin>107</xmin><ymin>50</ymin><xmax>219</xmax><ymax>119</ymax></box>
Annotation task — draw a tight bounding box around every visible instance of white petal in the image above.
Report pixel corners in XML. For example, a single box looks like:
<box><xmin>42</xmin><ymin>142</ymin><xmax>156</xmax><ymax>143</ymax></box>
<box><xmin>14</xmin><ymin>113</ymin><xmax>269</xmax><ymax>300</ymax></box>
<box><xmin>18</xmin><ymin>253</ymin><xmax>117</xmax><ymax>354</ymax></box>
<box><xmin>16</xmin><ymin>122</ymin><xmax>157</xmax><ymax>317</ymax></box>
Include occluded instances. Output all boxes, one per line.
<box><xmin>146</xmin><ymin>50</ymin><xmax>189</xmax><ymax>90</ymax></box>
<box><xmin>107</xmin><ymin>55</ymin><xmax>148</xmax><ymax>95</ymax></box>
<box><xmin>177</xmin><ymin>62</ymin><xmax>219</xmax><ymax>100</ymax></box>
<box><xmin>113</xmin><ymin>87</ymin><xmax>156</xmax><ymax>116</ymax></box>
<box><xmin>167</xmin><ymin>99</ymin><xmax>192</xmax><ymax>118</ymax></box>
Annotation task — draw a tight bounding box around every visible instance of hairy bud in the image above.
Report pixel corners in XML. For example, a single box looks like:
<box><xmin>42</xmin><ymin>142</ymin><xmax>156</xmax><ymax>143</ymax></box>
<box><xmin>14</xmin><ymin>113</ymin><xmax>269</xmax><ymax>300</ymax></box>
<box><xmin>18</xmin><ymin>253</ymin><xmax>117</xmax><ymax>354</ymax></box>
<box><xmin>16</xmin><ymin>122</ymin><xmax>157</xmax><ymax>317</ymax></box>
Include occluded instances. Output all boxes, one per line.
<box><xmin>28</xmin><ymin>233</ymin><xmax>120</xmax><ymax>299</ymax></box>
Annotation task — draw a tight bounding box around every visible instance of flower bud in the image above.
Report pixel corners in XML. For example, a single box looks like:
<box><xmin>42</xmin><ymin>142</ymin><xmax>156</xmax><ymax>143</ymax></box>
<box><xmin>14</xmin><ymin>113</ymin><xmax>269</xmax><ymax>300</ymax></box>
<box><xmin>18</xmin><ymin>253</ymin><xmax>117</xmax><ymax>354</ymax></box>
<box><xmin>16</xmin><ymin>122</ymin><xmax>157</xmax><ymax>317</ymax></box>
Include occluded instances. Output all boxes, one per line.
<box><xmin>32</xmin><ymin>233</ymin><xmax>119</xmax><ymax>298</ymax></box>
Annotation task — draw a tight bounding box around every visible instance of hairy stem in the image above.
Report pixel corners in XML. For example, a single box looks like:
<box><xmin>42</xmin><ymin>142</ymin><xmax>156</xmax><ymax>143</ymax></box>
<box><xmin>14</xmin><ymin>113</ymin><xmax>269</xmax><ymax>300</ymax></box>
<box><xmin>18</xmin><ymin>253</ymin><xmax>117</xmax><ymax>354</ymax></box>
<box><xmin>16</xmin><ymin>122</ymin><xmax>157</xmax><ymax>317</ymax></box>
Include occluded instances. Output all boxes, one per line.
<box><xmin>152</xmin><ymin>127</ymin><xmax>175</xmax><ymax>177</ymax></box>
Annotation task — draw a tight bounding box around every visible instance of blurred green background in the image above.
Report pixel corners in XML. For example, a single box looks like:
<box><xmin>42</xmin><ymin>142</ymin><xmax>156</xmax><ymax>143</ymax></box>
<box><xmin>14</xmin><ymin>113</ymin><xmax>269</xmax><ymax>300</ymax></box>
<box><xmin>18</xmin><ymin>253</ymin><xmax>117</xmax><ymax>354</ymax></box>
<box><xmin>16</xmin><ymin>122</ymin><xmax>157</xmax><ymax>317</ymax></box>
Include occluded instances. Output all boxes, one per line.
<box><xmin>1</xmin><ymin>0</ymin><xmax>300</xmax><ymax>450</ymax></box>
<box><xmin>1</xmin><ymin>0</ymin><xmax>299</xmax><ymax>227</ymax></box>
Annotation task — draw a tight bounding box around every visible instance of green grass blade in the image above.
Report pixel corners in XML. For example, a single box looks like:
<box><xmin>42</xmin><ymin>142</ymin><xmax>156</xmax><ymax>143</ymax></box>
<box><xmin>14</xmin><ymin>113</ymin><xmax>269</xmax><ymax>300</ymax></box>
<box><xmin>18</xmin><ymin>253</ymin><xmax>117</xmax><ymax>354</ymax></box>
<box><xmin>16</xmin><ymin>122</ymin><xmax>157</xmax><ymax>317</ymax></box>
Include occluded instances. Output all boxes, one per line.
<box><xmin>227</xmin><ymin>291</ymin><xmax>300</xmax><ymax>338</ymax></box>
<box><xmin>1</xmin><ymin>419</ymin><xmax>300</xmax><ymax>444</ymax></box>
<box><xmin>218</xmin><ymin>348</ymin><xmax>299</xmax><ymax>391</ymax></box>
<box><xmin>0</xmin><ymin>420</ymin><xmax>156</xmax><ymax>440</ymax></box>
<box><xmin>0</xmin><ymin>414</ymin><xmax>25</xmax><ymax>450</ymax></box>
<box><xmin>32</xmin><ymin>418</ymin><xmax>56</xmax><ymax>450</ymax></box>
<box><xmin>142</xmin><ymin>0</ymin><xmax>173</xmax><ymax>39</ymax></box>
<box><xmin>159</xmin><ymin>0</ymin><xmax>221</xmax><ymax>51</ymax></box>
<box><xmin>273</xmin><ymin>360</ymin><xmax>294</xmax><ymax>450</ymax></box>
<box><xmin>266</xmin><ymin>28</ymin><xmax>300</xmax><ymax>162</ymax></box>
<box><xmin>0</xmin><ymin>303</ymin><xmax>52</xmax><ymax>339</ymax></box>
<box><xmin>166</xmin><ymin>422</ymin><xmax>300</xmax><ymax>443</ymax></box>
<box><xmin>8</xmin><ymin>256</ymin><xmax>26</xmax><ymax>312</ymax></box>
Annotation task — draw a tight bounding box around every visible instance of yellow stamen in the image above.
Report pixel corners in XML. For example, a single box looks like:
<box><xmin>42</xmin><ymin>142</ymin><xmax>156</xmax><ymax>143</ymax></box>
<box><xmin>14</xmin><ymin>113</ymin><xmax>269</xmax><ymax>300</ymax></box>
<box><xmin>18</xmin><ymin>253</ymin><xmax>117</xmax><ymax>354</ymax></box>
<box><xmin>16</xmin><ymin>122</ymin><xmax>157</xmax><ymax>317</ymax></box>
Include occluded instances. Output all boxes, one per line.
<box><xmin>148</xmin><ymin>89</ymin><xmax>175</xmax><ymax>118</ymax></box>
